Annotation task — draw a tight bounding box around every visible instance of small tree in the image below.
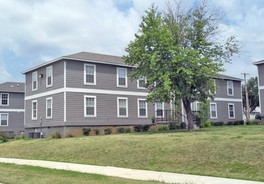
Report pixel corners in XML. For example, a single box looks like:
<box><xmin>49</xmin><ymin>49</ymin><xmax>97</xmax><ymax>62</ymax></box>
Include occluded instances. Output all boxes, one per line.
<box><xmin>196</xmin><ymin>101</ymin><xmax>210</xmax><ymax>124</ymax></box>
<box><xmin>242</xmin><ymin>77</ymin><xmax>259</xmax><ymax>113</ymax></box>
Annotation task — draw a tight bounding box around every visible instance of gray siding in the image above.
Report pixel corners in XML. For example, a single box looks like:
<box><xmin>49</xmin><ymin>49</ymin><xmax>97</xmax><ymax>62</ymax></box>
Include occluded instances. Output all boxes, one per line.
<box><xmin>215</xmin><ymin>79</ymin><xmax>241</xmax><ymax>99</ymax></box>
<box><xmin>257</xmin><ymin>64</ymin><xmax>264</xmax><ymax>86</ymax></box>
<box><xmin>25</xmin><ymin>93</ymin><xmax>64</xmax><ymax>128</ymax></box>
<box><xmin>259</xmin><ymin>89</ymin><xmax>264</xmax><ymax>115</ymax></box>
<box><xmin>25</xmin><ymin>61</ymin><xmax>64</xmax><ymax>96</ymax></box>
<box><xmin>66</xmin><ymin>60</ymin><xmax>147</xmax><ymax>92</ymax></box>
<box><xmin>0</xmin><ymin>112</ymin><xmax>24</xmax><ymax>134</ymax></box>
<box><xmin>0</xmin><ymin>92</ymin><xmax>24</xmax><ymax>109</ymax></box>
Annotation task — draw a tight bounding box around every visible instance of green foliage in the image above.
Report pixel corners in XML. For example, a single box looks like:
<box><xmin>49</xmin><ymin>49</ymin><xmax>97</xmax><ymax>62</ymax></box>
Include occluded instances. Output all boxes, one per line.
<box><xmin>94</xmin><ymin>129</ymin><xmax>100</xmax><ymax>135</ymax></box>
<box><xmin>196</xmin><ymin>101</ymin><xmax>210</xmax><ymax>124</ymax></box>
<box><xmin>117</xmin><ymin>127</ymin><xmax>125</xmax><ymax>133</ymax></box>
<box><xmin>212</xmin><ymin>121</ymin><xmax>224</xmax><ymax>126</ymax></box>
<box><xmin>134</xmin><ymin>125</ymin><xmax>151</xmax><ymax>132</ymax></box>
<box><xmin>124</xmin><ymin>2</ymin><xmax>239</xmax><ymax>130</ymax></box>
<box><xmin>104</xmin><ymin>128</ymin><xmax>112</xmax><ymax>135</ymax></box>
<box><xmin>124</xmin><ymin>128</ymin><xmax>131</xmax><ymax>133</ymax></box>
<box><xmin>66</xmin><ymin>133</ymin><xmax>74</xmax><ymax>138</ymax></box>
<box><xmin>200</xmin><ymin>121</ymin><xmax>212</xmax><ymax>128</ymax></box>
<box><xmin>0</xmin><ymin>131</ymin><xmax>8</xmax><ymax>143</ymax></box>
<box><xmin>246</xmin><ymin>120</ymin><xmax>259</xmax><ymax>125</ymax></box>
<box><xmin>242</xmin><ymin>77</ymin><xmax>259</xmax><ymax>113</ymax></box>
<box><xmin>14</xmin><ymin>134</ymin><xmax>25</xmax><ymax>140</ymax></box>
<box><xmin>51</xmin><ymin>131</ymin><xmax>61</xmax><ymax>139</ymax></box>
<box><xmin>168</xmin><ymin>121</ymin><xmax>176</xmax><ymax>130</ymax></box>
<box><xmin>82</xmin><ymin>128</ymin><xmax>91</xmax><ymax>136</ymax></box>
<box><xmin>158</xmin><ymin>125</ymin><xmax>169</xmax><ymax>131</ymax></box>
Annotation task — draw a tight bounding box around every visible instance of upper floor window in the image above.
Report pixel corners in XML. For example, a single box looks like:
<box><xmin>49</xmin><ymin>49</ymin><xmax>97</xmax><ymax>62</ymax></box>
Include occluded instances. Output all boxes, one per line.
<box><xmin>84</xmin><ymin>96</ymin><xmax>96</xmax><ymax>117</ymax></box>
<box><xmin>210</xmin><ymin>102</ymin><xmax>217</xmax><ymax>119</ymax></box>
<box><xmin>46</xmin><ymin>66</ymin><xmax>53</xmax><ymax>87</ymax></box>
<box><xmin>0</xmin><ymin>113</ymin><xmax>8</xmax><ymax>126</ymax></box>
<box><xmin>32</xmin><ymin>100</ymin><xmax>38</xmax><ymax>120</ymax></box>
<box><xmin>0</xmin><ymin>93</ymin><xmax>9</xmax><ymax>106</ymax></box>
<box><xmin>138</xmin><ymin>99</ymin><xmax>148</xmax><ymax>118</ymax></box>
<box><xmin>155</xmin><ymin>102</ymin><xmax>164</xmax><ymax>118</ymax></box>
<box><xmin>46</xmin><ymin>97</ymin><xmax>52</xmax><ymax>119</ymax></box>
<box><xmin>117</xmin><ymin>68</ymin><xmax>127</xmax><ymax>87</ymax></box>
<box><xmin>84</xmin><ymin>64</ymin><xmax>96</xmax><ymax>85</ymax></box>
<box><xmin>137</xmin><ymin>77</ymin><xmax>146</xmax><ymax>89</ymax></box>
<box><xmin>117</xmin><ymin>97</ymin><xmax>128</xmax><ymax>117</ymax></box>
<box><xmin>228</xmin><ymin>103</ymin><xmax>235</xmax><ymax>119</ymax></box>
<box><xmin>32</xmin><ymin>71</ymin><xmax>38</xmax><ymax>91</ymax></box>
<box><xmin>227</xmin><ymin>81</ymin><xmax>233</xmax><ymax>96</ymax></box>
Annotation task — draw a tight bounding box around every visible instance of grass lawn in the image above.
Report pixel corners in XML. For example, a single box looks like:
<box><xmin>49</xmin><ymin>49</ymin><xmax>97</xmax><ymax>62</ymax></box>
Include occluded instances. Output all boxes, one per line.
<box><xmin>0</xmin><ymin>125</ymin><xmax>263</xmax><ymax>182</ymax></box>
<box><xmin>0</xmin><ymin>163</ymin><xmax>163</xmax><ymax>184</ymax></box>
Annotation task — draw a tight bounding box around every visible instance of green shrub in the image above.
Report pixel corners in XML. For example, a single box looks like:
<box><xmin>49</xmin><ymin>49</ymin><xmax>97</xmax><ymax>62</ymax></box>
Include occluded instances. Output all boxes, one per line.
<box><xmin>134</xmin><ymin>125</ymin><xmax>143</xmax><ymax>132</ymax></box>
<box><xmin>0</xmin><ymin>131</ymin><xmax>8</xmax><ymax>143</ymax></box>
<box><xmin>117</xmin><ymin>127</ymin><xmax>125</xmax><ymax>133</ymax></box>
<box><xmin>158</xmin><ymin>125</ymin><xmax>169</xmax><ymax>131</ymax></box>
<box><xmin>168</xmin><ymin>121</ymin><xmax>176</xmax><ymax>130</ymax></box>
<box><xmin>66</xmin><ymin>133</ymin><xmax>74</xmax><ymax>138</ymax></box>
<box><xmin>82</xmin><ymin>128</ymin><xmax>91</xmax><ymax>136</ymax></box>
<box><xmin>143</xmin><ymin>125</ymin><xmax>150</xmax><ymax>132</ymax></box>
<box><xmin>239</xmin><ymin>120</ymin><xmax>244</xmax><ymax>125</ymax></box>
<box><xmin>94</xmin><ymin>129</ymin><xmax>100</xmax><ymax>135</ymax></box>
<box><xmin>246</xmin><ymin>120</ymin><xmax>259</xmax><ymax>125</ymax></box>
<box><xmin>200</xmin><ymin>121</ymin><xmax>212</xmax><ymax>128</ymax></box>
<box><xmin>14</xmin><ymin>134</ymin><xmax>25</xmax><ymax>140</ymax></box>
<box><xmin>212</xmin><ymin>121</ymin><xmax>224</xmax><ymax>126</ymax></box>
<box><xmin>51</xmin><ymin>131</ymin><xmax>61</xmax><ymax>139</ymax></box>
<box><xmin>124</xmin><ymin>128</ymin><xmax>131</xmax><ymax>133</ymax></box>
<box><xmin>104</xmin><ymin>128</ymin><xmax>112</xmax><ymax>135</ymax></box>
<box><xmin>227</xmin><ymin>121</ymin><xmax>233</xmax><ymax>126</ymax></box>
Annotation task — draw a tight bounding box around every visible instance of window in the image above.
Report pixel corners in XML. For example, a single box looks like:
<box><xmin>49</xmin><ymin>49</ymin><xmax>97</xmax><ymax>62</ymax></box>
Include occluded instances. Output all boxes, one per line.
<box><xmin>137</xmin><ymin>77</ymin><xmax>146</xmax><ymax>89</ymax></box>
<box><xmin>228</xmin><ymin>103</ymin><xmax>235</xmax><ymax>119</ymax></box>
<box><xmin>46</xmin><ymin>66</ymin><xmax>53</xmax><ymax>87</ymax></box>
<box><xmin>32</xmin><ymin>100</ymin><xmax>38</xmax><ymax>120</ymax></box>
<box><xmin>84</xmin><ymin>96</ymin><xmax>96</xmax><ymax>117</ymax></box>
<box><xmin>138</xmin><ymin>99</ymin><xmax>148</xmax><ymax>118</ymax></box>
<box><xmin>117</xmin><ymin>68</ymin><xmax>127</xmax><ymax>87</ymax></box>
<box><xmin>210</xmin><ymin>102</ymin><xmax>217</xmax><ymax>119</ymax></box>
<box><xmin>117</xmin><ymin>97</ymin><xmax>128</xmax><ymax>117</ymax></box>
<box><xmin>0</xmin><ymin>93</ymin><xmax>9</xmax><ymax>106</ymax></box>
<box><xmin>84</xmin><ymin>64</ymin><xmax>96</xmax><ymax>85</ymax></box>
<box><xmin>155</xmin><ymin>102</ymin><xmax>164</xmax><ymax>118</ymax></box>
<box><xmin>32</xmin><ymin>71</ymin><xmax>38</xmax><ymax>91</ymax></box>
<box><xmin>46</xmin><ymin>97</ymin><xmax>52</xmax><ymax>119</ymax></box>
<box><xmin>227</xmin><ymin>81</ymin><xmax>233</xmax><ymax>96</ymax></box>
<box><xmin>0</xmin><ymin>113</ymin><xmax>8</xmax><ymax>126</ymax></box>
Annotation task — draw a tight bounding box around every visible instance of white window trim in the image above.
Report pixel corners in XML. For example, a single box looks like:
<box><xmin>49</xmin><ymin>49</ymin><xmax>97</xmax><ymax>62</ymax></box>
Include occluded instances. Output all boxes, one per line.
<box><xmin>137</xmin><ymin>99</ymin><xmax>148</xmax><ymax>118</ymax></box>
<box><xmin>84</xmin><ymin>64</ymin><xmax>96</xmax><ymax>85</ymax></box>
<box><xmin>46</xmin><ymin>66</ymin><xmax>53</xmax><ymax>88</ymax></box>
<box><xmin>155</xmin><ymin>102</ymin><xmax>164</xmax><ymax>118</ymax></box>
<box><xmin>46</xmin><ymin>97</ymin><xmax>53</xmax><ymax>119</ymax></box>
<box><xmin>32</xmin><ymin>100</ymin><xmax>38</xmax><ymax>120</ymax></box>
<box><xmin>117</xmin><ymin>97</ymin><xmax>128</xmax><ymax>117</ymax></box>
<box><xmin>32</xmin><ymin>71</ymin><xmax>38</xmax><ymax>91</ymax></box>
<box><xmin>0</xmin><ymin>113</ymin><xmax>8</xmax><ymax>126</ymax></box>
<box><xmin>84</xmin><ymin>95</ymin><xmax>97</xmax><ymax>117</ymax></box>
<box><xmin>227</xmin><ymin>81</ymin><xmax>234</xmax><ymax>96</ymax></box>
<box><xmin>137</xmin><ymin>77</ymin><xmax>146</xmax><ymax>89</ymax></box>
<box><xmin>0</xmin><ymin>93</ymin><xmax>9</xmax><ymax>106</ymax></box>
<box><xmin>210</xmin><ymin>102</ymin><xmax>217</xmax><ymax>119</ymax></box>
<box><xmin>116</xmin><ymin>67</ymin><xmax>127</xmax><ymax>88</ymax></box>
<box><xmin>228</xmin><ymin>103</ymin><xmax>235</xmax><ymax>119</ymax></box>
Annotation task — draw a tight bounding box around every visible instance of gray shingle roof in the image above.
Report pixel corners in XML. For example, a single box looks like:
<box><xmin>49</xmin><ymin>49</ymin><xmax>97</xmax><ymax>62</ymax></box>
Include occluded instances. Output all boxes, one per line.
<box><xmin>216</xmin><ymin>74</ymin><xmax>242</xmax><ymax>81</ymax></box>
<box><xmin>253</xmin><ymin>60</ymin><xmax>264</xmax><ymax>65</ymax></box>
<box><xmin>0</xmin><ymin>82</ymin><xmax>25</xmax><ymax>93</ymax></box>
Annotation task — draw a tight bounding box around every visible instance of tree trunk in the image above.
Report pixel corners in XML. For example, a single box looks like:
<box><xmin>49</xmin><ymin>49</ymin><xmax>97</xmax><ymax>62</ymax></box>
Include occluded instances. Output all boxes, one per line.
<box><xmin>182</xmin><ymin>97</ymin><xmax>194</xmax><ymax>131</ymax></box>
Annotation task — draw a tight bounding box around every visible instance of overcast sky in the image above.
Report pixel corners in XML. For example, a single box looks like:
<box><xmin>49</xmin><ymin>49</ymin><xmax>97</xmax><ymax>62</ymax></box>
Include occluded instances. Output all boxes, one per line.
<box><xmin>0</xmin><ymin>0</ymin><xmax>263</xmax><ymax>83</ymax></box>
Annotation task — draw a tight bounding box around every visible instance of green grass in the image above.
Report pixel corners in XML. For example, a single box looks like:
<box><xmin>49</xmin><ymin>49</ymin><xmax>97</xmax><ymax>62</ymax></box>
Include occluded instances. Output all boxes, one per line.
<box><xmin>0</xmin><ymin>126</ymin><xmax>263</xmax><ymax>182</ymax></box>
<box><xmin>0</xmin><ymin>163</ymin><xmax>163</xmax><ymax>184</ymax></box>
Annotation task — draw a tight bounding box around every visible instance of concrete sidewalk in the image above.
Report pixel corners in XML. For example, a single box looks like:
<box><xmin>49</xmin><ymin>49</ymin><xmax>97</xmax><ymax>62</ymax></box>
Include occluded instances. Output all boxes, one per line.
<box><xmin>0</xmin><ymin>158</ymin><xmax>263</xmax><ymax>184</ymax></box>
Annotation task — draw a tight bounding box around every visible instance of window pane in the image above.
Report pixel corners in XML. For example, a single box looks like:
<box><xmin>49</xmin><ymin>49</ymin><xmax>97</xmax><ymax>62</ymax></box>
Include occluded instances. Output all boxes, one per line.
<box><xmin>86</xmin><ymin>74</ymin><xmax>94</xmax><ymax>83</ymax></box>
<box><xmin>86</xmin><ymin>97</ymin><xmax>95</xmax><ymax>116</ymax></box>
<box><xmin>118</xmin><ymin>99</ymin><xmax>127</xmax><ymax>116</ymax></box>
<box><xmin>1</xmin><ymin>94</ymin><xmax>8</xmax><ymax>105</ymax></box>
<box><xmin>138</xmin><ymin>77</ymin><xmax>146</xmax><ymax>88</ymax></box>
<box><xmin>1</xmin><ymin>114</ymin><xmax>7</xmax><ymax>126</ymax></box>
<box><xmin>118</xmin><ymin>68</ymin><xmax>126</xmax><ymax>86</ymax></box>
<box><xmin>119</xmin><ymin>107</ymin><xmax>127</xmax><ymax>116</ymax></box>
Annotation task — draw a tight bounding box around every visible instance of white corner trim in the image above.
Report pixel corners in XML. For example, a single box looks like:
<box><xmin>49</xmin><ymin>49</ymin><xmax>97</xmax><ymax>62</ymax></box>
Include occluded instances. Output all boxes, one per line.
<box><xmin>214</xmin><ymin>98</ymin><xmax>242</xmax><ymax>102</ymax></box>
<box><xmin>259</xmin><ymin>86</ymin><xmax>264</xmax><ymax>90</ymax></box>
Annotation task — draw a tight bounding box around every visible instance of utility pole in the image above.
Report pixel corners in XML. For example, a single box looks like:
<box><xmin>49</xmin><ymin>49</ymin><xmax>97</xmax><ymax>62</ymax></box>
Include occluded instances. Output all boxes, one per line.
<box><xmin>241</xmin><ymin>73</ymin><xmax>250</xmax><ymax>123</ymax></box>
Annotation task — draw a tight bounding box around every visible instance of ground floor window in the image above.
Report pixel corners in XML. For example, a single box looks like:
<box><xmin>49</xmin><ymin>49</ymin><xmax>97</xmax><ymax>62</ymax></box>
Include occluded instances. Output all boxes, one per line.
<box><xmin>138</xmin><ymin>99</ymin><xmax>147</xmax><ymax>118</ymax></box>
<box><xmin>117</xmin><ymin>97</ymin><xmax>128</xmax><ymax>117</ymax></box>
<box><xmin>46</xmin><ymin>97</ymin><xmax>52</xmax><ymax>119</ymax></box>
<box><xmin>228</xmin><ymin>103</ymin><xmax>235</xmax><ymax>119</ymax></box>
<box><xmin>155</xmin><ymin>102</ymin><xmax>164</xmax><ymax>118</ymax></box>
<box><xmin>0</xmin><ymin>113</ymin><xmax>8</xmax><ymax>126</ymax></box>
<box><xmin>210</xmin><ymin>102</ymin><xmax>217</xmax><ymax>119</ymax></box>
<box><xmin>84</xmin><ymin>96</ymin><xmax>96</xmax><ymax>117</ymax></box>
<box><xmin>32</xmin><ymin>100</ymin><xmax>38</xmax><ymax>120</ymax></box>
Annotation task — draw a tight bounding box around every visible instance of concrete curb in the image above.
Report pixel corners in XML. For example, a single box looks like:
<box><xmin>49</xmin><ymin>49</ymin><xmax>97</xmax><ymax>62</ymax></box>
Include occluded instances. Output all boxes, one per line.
<box><xmin>0</xmin><ymin>158</ymin><xmax>263</xmax><ymax>184</ymax></box>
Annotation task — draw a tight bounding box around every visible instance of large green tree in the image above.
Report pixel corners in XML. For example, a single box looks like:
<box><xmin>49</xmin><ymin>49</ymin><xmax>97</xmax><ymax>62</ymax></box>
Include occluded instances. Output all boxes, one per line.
<box><xmin>124</xmin><ymin>2</ymin><xmax>239</xmax><ymax>130</ymax></box>
<box><xmin>242</xmin><ymin>77</ymin><xmax>259</xmax><ymax>113</ymax></box>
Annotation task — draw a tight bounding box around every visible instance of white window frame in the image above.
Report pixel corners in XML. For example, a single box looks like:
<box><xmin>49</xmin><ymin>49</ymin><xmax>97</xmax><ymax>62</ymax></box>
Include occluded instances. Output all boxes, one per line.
<box><xmin>46</xmin><ymin>66</ymin><xmax>53</xmax><ymax>87</ymax></box>
<box><xmin>137</xmin><ymin>99</ymin><xmax>148</xmax><ymax>118</ymax></box>
<box><xmin>227</xmin><ymin>81</ymin><xmax>234</xmax><ymax>96</ymax></box>
<box><xmin>117</xmin><ymin>97</ymin><xmax>128</xmax><ymax>117</ymax></box>
<box><xmin>155</xmin><ymin>102</ymin><xmax>164</xmax><ymax>118</ymax></box>
<box><xmin>32</xmin><ymin>71</ymin><xmax>38</xmax><ymax>91</ymax></box>
<box><xmin>84</xmin><ymin>95</ymin><xmax>97</xmax><ymax>117</ymax></box>
<box><xmin>228</xmin><ymin>103</ymin><xmax>235</xmax><ymax>119</ymax></box>
<box><xmin>116</xmin><ymin>67</ymin><xmax>127</xmax><ymax>88</ymax></box>
<box><xmin>137</xmin><ymin>77</ymin><xmax>146</xmax><ymax>89</ymax></box>
<box><xmin>84</xmin><ymin>64</ymin><xmax>96</xmax><ymax>85</ymax></box>
<box><xmin>46</xmin><ymin>97</ymin><xmax>53</xmax><ymax>119</ymax></box>
<box><xmin>32</xmin><ymin>100</ymin><xmax>38</xmax><ymax>120</ymax></box>
<box><xmin>0</xmin><ymin>113</ymin><xmax>8</xmax><ymax>126</ymax></box>
<box><xmin>210</xmin><ymin>102</ymin><xmax>217</xmax><ymax>119</ymax></box>
<box><xmin>0</xmin><ymin>93</ymin><xmax>9</xmax><ymax>106</ymax></box>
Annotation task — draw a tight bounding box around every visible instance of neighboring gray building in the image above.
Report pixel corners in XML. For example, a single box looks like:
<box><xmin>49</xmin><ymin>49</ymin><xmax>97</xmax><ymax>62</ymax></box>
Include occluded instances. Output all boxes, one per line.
<box><xmin>0</xmin><ymin>82</ymin><xmax>25</xmax><ymax>135</ymax></box>
<box><xmin>23</xmin><ymin>52</ymin><xmax>169</xmax><ymax>137</ymax></box>
<box><xmin>254</xmin><ymin>60</ymin><xmax>264</xmax><ymax>117</ymax></box>
<box><xmin>189</xmin><ymin>74</ymin><xmax>243</xmax><ymax>123</ymax></box>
